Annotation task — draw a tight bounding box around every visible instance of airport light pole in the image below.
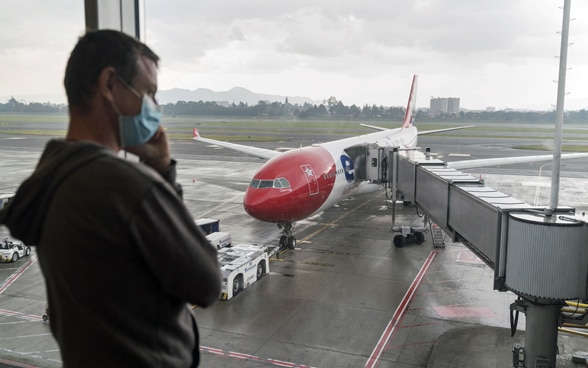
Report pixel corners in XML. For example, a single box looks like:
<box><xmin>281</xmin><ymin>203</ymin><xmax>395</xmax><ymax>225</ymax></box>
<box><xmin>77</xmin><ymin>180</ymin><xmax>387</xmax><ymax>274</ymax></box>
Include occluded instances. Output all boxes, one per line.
<box><xmin>549</xmin><ymin>0</ymin><xmax>571</xmax><ymax>213</ymax></box>
<box><xmin>515</xmin><ymin>2</ymin><xmax>573</xmax><ymax>367</ymax></box>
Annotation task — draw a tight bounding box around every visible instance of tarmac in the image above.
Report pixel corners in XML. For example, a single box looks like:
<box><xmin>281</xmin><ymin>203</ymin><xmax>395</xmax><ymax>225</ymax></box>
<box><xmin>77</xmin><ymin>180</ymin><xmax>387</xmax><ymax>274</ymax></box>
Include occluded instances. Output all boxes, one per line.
<box><xmin>0</xmin><ymin>125</ymin><xmax>587</xmax><ymax>367</ymax></box>
<box><xmin>429</xmin><ymin>325</ymin><xmax>588</xmax><ymax>368</ymax></box>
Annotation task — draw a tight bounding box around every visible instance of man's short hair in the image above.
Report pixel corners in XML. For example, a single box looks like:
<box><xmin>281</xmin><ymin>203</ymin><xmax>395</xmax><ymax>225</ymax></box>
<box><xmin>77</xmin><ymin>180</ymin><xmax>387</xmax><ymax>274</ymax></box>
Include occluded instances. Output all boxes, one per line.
<box><xmin>64</xmin><ymin>30</ymin><xmax>159</xmax><ymax>111</ymax></box>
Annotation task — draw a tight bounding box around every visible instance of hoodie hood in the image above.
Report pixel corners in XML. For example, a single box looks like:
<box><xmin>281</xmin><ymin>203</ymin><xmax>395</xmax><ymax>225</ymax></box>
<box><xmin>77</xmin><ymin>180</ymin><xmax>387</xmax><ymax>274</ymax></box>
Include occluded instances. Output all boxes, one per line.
<box><xmin>0</xmin><ymin>140</ymin><xmax>110</xmax><ymax>245</ymax></box>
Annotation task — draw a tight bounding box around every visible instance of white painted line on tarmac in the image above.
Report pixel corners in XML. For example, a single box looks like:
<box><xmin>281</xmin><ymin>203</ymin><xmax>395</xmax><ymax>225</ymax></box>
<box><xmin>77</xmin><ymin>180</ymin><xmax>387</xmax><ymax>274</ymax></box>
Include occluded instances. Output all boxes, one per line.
<box><xmin>0</xmin><ymin>321</ymin><xmax>33</xmax><ymax>325</ymax></box>
<box><xmin>201</xmin><ymin>346</ymin><xmax>316</xmax><ymax>368</ymax></box>
<box><xmin>0</xmin><ymin>333</ymin><xmax>52</xmax><ymax>340</ymax></box>
<box><xmin>0</xmin><ymin>255</ymin><xmax>38</xmax><ymax>295</ymax></box>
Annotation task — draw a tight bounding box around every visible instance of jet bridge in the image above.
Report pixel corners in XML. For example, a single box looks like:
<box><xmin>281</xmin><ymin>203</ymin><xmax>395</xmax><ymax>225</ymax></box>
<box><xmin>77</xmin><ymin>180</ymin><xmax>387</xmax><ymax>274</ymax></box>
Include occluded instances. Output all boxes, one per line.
<box><xmin>350</xmin><ymin>144</ymin><xmax>588</xmax><ymax>368</ymax></box>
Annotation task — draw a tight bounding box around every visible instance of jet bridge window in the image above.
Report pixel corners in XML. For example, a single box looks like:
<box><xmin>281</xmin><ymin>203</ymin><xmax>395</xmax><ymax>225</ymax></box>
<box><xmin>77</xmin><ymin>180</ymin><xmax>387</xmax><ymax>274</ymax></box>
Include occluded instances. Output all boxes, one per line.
<box><xmin>249</xmin><ymin>178</ymin><xmax>291</xmax><ymax>189</ymax></box>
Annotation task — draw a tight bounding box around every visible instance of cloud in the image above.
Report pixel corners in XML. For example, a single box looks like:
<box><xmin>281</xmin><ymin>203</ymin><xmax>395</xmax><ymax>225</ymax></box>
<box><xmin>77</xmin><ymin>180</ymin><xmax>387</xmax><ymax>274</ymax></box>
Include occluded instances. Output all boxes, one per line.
<box><xmin>1</xmin><ymin>0</ymin><xmax>587</xmax><ymax>109</ymax></box>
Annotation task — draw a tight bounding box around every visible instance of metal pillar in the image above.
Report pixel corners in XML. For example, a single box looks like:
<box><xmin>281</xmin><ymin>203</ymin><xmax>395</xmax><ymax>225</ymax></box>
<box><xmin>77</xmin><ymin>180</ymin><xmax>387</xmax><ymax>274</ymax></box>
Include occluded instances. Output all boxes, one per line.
<box><xmin>524</xmin><ymin>302</ymin><xmax>562</xmax><ymax>367</ymax></box>
<box><xmin>84</xmin><ymin>0</ymin><xmax>145</xmax><ymax>41</ymax></box>
<box><xmin>389</xmin><ymin>148</ymin><xmax>399</xmax><ymax>231</ymax></box>
<box><xmin>548</xmin><ymin>0</ymin><xmax>572</xmax><ymax>212</ymax></box>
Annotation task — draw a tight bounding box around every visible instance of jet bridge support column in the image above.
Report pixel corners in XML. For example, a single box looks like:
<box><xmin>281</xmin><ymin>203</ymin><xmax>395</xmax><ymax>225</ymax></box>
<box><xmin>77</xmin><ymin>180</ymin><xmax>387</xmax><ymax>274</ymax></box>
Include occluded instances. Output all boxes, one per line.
<box><xmin>388</xmin><ymin>147</ymin><xmax>399</xmax><ymax>228</ymax></box>
<box><xmin>512</xmin><ymin>299</ymin><xmax>562</xmax><ymax>367</ymax></box>
<box><xmin>524</xmin><ymin>302</ymin><xmax>561</xmax><ymax>367</ymax></box>
<box><xmin>505</xmin><ymin>212</ymin><xmax>588</xmax><ymax>368</ymax></box>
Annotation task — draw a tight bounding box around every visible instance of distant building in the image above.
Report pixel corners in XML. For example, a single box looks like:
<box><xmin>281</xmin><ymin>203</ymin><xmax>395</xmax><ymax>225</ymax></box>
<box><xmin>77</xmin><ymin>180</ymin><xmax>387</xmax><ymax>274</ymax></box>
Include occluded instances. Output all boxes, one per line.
<box><xmin>429</xmin><ymin>97</ymin><xmax>460</xmax><ymax>114</ymax></box>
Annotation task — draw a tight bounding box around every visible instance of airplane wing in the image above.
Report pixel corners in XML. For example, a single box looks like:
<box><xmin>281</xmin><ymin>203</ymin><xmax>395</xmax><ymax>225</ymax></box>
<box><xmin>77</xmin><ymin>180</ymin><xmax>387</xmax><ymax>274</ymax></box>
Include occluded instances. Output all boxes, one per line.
<box><xmin>359</xmin><ymin>123</ymin><xmax>389</xmax><ymax>131</ymax></box>
<box><xmin>360</xmin><ymin>123</ymin><xmax>475</xmax><ymax>135</ymax></box>
<box><xmin>447</xmin><ymin>152</ymin><xmax>588</xmax><ymax>170</ymax></box>
<box><xmin>418</xmin><ymin>126</ymin><xmax>475</xmax><ymax>135</ymax></box>
<box><xmin>192</xmin><ymin>128</ymin><xmax>279</xmax><ymax>160</ymax></box>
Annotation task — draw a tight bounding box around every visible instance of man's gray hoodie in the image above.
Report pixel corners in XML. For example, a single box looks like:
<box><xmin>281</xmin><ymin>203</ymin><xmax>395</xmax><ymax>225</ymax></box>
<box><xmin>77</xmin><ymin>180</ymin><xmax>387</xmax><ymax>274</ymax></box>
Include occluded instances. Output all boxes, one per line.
<box><xmin>0</xmin><ymin>140</ymin><xmax>220</xmax><ymax>367</ymax></box>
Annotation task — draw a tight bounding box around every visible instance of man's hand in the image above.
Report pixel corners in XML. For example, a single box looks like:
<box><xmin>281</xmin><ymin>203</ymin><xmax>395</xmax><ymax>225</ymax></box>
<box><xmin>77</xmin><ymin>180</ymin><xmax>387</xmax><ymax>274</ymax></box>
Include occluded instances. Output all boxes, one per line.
<box><xmin>125</xmin><ymin>126</ymin><xmax>171</xmax><ymax>172</ymax></box>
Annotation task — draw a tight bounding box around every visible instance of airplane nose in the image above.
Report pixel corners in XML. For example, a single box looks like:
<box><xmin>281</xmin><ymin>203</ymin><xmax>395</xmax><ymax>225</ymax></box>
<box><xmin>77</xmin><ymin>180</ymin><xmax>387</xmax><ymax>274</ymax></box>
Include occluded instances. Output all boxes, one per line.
<box><xmin>243</xmin><ymin>187</ymin><xmax>281</xmax><ymax>222</ymax></box>
<box><xmin>242</xmin><ymin>146</ymin><xmax>337</xmax><ymax>224</ymax></box>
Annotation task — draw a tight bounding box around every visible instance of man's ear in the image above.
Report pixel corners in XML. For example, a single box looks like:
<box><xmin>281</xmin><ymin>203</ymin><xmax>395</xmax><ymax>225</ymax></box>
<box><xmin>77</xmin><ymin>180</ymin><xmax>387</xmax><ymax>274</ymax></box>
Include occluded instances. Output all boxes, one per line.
<box><xmin>98</xmin><ymin>67</ymin><xmax>117</xmax><ymax>102</ymax></box>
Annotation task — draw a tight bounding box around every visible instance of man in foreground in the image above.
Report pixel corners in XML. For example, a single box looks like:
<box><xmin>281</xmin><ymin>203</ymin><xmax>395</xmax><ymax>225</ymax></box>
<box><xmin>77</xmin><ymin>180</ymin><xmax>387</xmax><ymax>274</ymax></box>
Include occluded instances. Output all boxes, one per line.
<box><xmin>0</xmin><ymin>30</ymin><xmax>221</xmax><ymax>367</ymax></box>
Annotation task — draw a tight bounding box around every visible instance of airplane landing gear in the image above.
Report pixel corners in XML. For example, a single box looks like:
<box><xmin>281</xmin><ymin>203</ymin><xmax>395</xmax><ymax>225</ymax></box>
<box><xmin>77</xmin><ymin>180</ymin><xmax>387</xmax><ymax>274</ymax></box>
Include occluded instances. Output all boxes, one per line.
<box><xmin>277</xmin><ymin>222</ymin><xmax>297</xmax><ymax>249</ymax></box>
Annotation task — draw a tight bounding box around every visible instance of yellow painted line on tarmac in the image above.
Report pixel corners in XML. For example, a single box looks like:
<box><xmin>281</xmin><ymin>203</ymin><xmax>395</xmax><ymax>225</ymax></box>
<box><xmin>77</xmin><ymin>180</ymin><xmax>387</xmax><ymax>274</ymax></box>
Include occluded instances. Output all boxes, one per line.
<box><xmin>269</xmin><ymin>191</ymin><xmax>386</xmax><ymax>260</ymax></box>
<box><xmin>298</xmin><ymin>191</ymin><xmax>386</xmax><ymax>244</ymax></box>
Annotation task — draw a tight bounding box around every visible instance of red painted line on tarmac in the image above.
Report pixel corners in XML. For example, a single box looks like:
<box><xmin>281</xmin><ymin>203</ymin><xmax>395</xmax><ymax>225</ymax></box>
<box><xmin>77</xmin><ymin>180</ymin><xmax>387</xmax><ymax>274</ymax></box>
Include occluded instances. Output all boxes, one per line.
<box><xmin>0</xmin><ymin>308</ymin><xmax>43</xmax><ymax>321</ymax></box>
<box><xmin>200</xmin><ymin>346</ymin><xmax>316</xmax><ymax>367</ymax></box>
<box><xmin>364</xmin><ymin>250</ymin><xmax>437</xmax><ymax>368</ymax></box>
<box><xmin>434</xmin><ymin>306</ymin><xmax>496</xmax><ymax>318</ymax></box>
<box><xmin>0</xmin><ymin>357</ymin><xmax>42</xmax><ymax>368</ymax></box>
<box><xmin>0</xmin><ymin>255</ymin><xmax>38</xmax><ymax>294</ymax></box>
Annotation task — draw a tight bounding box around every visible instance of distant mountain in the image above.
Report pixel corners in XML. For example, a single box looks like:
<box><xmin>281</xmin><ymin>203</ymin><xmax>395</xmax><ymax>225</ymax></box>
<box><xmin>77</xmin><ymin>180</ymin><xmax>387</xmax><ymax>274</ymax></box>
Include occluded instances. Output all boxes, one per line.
<box><xmin>157</xmin><ymin>86</ymin><xmax>317</xmax><ymax>106</ymax></box>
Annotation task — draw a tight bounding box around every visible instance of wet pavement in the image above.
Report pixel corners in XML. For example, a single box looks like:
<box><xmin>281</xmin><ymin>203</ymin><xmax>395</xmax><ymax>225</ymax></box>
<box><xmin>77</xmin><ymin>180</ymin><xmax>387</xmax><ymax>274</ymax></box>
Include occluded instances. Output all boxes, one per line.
<box><xmin>0</xmin><ymin>131</ymin><xmax>587</xmax><ymax>367</ymax></box>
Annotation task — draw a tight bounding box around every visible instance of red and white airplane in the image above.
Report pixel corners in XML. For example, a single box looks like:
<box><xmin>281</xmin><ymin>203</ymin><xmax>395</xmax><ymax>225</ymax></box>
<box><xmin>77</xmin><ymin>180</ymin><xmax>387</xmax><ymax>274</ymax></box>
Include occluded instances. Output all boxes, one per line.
<box><xmin>193</xmin><ymin>75</ymin><xmax>588</xmax><ymax>248</ymax></box>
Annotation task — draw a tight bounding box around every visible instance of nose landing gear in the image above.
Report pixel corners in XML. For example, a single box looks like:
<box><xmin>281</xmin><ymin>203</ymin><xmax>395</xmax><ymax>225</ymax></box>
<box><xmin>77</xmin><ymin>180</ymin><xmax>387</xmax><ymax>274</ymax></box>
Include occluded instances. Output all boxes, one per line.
<box><xmin>278</xmin><ymin>222</ymin><xmax>297</xmax><ymax>249</ymax></box>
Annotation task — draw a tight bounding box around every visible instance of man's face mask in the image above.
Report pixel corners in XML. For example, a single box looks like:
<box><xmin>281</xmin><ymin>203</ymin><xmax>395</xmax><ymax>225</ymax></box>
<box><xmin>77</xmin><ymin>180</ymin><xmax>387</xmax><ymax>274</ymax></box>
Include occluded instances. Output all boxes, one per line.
<box><xmin>115</xmin><ymin>76</ymin><xmax>162</xmax><ymax>147</ymax></box>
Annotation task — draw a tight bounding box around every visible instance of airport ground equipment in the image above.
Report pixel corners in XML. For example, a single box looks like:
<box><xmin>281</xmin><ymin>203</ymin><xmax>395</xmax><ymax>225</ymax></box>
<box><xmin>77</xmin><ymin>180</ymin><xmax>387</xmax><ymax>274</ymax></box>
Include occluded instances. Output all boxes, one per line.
<box><xmin>42</xmin><ymin>303</ymin><xmax>49</xmax><ymax>322</ymax></box>
<box><xmin>0</xmin><ymin>238</ymin><xmax>31</xmax><ymax>263</ymax></box>
<box><xmin>352</xmin><ymin>143</ymin><xmax>588</xmax><ymax>367</ymax></box>
<box><xmin>206</xmin><ymin>232</ymin><xmax>232</xmax><ymax>250</ymax></box>
<box><xmin>217</xmin><ymin>244</ymin><xmax>270</xmax><ymax>300</ymax></box>
<box><xmin>195</xmin><ymin>218</ymin><xmax>232</xmax><ymax>249</ymax></box>
<box><xmin>392</xmin><ymin>225</ymin><xmax>425</xmax><ymax>248</ymax></box>
<box><xmin>430</xmin><ymin>223</ymin><xmax>445</xmax><ymax>248</ymax></box>
<box><xmin>195</xmin><ymin>218</ymin><xmax>221</xmax><ymax>234</ymax></box>
<box><xmin>0</xmin><ymin>194</ymin><xmax>12</xmax><ymax>210</ymax></box>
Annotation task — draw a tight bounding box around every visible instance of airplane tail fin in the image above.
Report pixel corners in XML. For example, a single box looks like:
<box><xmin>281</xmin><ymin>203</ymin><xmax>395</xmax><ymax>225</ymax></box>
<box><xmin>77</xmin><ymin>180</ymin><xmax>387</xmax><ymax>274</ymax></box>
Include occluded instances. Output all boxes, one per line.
<box><xmin>193</xmin><ymin>128</ymin><xmax>200</xmax><ymax>139</ymax></box>
<box><xmin>401</xmin><ymin>75</ymin><xmax>418</xmax><ymax>129</ymax></box>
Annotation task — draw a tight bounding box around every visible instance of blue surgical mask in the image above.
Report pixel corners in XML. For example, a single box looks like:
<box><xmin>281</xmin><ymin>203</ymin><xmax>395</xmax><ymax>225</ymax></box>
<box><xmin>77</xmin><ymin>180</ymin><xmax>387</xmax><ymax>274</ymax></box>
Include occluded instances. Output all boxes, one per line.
<box><xmin>115</xmin><ymin>76</ymin><xmax>163</xmax><ymax>147</ymax></box>
<box><xmin>118</xmin><ymin>95</ymin><xmax>163</xmax><ymax>147</ymax></box>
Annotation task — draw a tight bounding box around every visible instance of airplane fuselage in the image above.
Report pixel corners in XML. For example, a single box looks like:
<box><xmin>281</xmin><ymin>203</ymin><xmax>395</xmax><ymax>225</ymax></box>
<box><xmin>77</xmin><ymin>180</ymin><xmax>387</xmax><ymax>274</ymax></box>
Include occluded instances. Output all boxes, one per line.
<box><xmin>243</xmin><ymin>126</ymin><xmax>418</xmax><ymax>223</ymax></box>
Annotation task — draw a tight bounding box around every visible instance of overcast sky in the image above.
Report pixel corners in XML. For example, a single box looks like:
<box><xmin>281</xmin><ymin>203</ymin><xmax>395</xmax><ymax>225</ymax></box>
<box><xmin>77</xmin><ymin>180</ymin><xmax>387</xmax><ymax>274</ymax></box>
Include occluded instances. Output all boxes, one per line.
<box><xmin>1</xmin><ymin>0</ymin><xmax>587</xmax><ymax>110</ymax></box>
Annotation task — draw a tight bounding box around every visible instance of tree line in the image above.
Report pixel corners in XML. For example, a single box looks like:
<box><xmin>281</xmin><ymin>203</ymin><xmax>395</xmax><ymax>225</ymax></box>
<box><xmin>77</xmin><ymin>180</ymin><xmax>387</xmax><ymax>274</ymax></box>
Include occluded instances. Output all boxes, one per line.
<box><xmin>1</xmin><ymin>97</ymin><xmax>67</xmax><ymax>113</ymax></box>
<box><xmin>2</xmin><ymin>96</ymin><xmax>588</xmax><ymax>123</ymax></box>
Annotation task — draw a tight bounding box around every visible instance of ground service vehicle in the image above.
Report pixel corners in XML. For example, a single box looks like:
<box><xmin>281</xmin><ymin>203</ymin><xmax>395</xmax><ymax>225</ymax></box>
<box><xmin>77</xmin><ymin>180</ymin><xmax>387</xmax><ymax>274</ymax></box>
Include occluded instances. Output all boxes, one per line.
<box><xmin>195</xmin><ymin>218</ymin><xmax>232</xmax><ymax>249</ymax></box>
<box><xmin>195</xmin><ymin>218</ymin><xmax>221</xmax><ymax>234</ymax></box>
<box><xmin>0</xmin><ymin>194</ymin><xmax>12</xmax><ymax>210</ymax></box>
<box><xmin>217</xmin><ymin>244</ymin><xmax>270</xmax><ymax>300</ymax></box>
<box><xmin>0</xmin><ymin>238</ymin><xmax>32</xmax><ymax>262</ymax></box>
<box><xmin>206</xmin><ymin>231</ymin><xmax>232</xmax><ymax>249</ymax></box>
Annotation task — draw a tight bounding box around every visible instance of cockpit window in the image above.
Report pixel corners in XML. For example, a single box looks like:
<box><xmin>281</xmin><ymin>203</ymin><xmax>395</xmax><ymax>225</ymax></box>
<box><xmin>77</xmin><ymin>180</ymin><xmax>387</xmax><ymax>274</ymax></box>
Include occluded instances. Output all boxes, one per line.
<box><xmin>258</xmin><ymin>180</ymin><xmax>274</xmax><ymax>189</ymax></box>
<box><xmin>249</xmin><ymin>177</ymin><xmax>291</xmax><ymax>189</ymax></box>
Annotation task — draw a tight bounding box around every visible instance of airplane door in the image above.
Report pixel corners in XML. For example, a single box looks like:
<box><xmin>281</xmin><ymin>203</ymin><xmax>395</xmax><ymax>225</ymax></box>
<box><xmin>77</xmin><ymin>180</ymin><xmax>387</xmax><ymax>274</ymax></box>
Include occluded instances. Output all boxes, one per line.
<box><xmin>300</xmin><ymin>164</ymin><xmax>319</xmax><ymax>196</ymax></box>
